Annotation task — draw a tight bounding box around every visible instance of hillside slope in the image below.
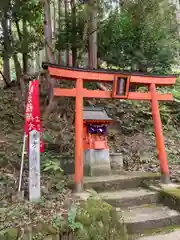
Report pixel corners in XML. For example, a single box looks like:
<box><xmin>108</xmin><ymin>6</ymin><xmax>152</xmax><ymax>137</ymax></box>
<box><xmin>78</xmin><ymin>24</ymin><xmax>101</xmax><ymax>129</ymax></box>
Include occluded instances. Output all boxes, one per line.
<box><xmin>0</xmin><ymin>86</ymin><xmax>180</xmax><ymax>201</ymax></box>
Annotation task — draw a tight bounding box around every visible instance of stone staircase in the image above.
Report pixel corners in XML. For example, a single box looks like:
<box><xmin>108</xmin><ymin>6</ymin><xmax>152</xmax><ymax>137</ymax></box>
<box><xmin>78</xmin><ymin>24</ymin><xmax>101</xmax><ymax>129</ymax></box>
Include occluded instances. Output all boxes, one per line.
<box><xmin>77</xmin><ymin>172</ymin><xmax>180</xmax><ymax>239</ymax></box>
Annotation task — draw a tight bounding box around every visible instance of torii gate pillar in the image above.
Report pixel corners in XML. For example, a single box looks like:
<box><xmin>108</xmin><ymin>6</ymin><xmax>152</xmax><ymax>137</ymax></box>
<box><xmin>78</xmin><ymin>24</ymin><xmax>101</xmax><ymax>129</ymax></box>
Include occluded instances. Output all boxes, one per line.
<box><xmin>75</xmin><ymin>78</ymin><xmax>83</xmax><ymax>192</ymax></box>
<box><xmin>150</xmin><ymin>83</ymin><xmax>170</xmax><ymax>183</ymax></box>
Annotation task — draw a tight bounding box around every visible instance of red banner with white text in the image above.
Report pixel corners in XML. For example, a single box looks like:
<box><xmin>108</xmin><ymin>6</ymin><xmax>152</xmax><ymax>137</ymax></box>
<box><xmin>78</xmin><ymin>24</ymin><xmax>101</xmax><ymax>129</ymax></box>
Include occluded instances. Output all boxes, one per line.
<box><xmin>24</xmin><ymin>80</ymin><xmax>44</xmax><ymax>152</ymax></box>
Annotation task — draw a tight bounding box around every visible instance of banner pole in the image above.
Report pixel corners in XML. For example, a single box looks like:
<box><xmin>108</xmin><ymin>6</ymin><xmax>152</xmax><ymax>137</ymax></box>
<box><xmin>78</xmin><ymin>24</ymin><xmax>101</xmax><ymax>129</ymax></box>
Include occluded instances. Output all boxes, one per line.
<box><xmin>18</xmin><ymin>134</ymin><xmax>27</xmax><ymax>192</ymax></box>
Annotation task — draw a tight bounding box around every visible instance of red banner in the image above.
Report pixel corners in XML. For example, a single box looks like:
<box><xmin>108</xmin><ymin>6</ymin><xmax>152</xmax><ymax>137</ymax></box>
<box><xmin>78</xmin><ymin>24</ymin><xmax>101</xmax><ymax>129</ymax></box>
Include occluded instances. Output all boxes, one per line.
<box><xmin>24</xmin><ymin>80</ymin><xmax>44</xmax><ymax>152</ymax></box>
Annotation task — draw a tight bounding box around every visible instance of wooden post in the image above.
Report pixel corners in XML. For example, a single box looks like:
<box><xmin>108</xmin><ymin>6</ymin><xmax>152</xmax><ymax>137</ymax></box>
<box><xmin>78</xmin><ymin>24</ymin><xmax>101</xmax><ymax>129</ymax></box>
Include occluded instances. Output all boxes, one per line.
<box><xmin>75</xmin><ymin>78</ymin><xmax>83</xmax><ymax>192</ymax></box>
<box><xmin>29</xmin><ymin>130</ymin><xmax>41</xmax><ymax>201</ymax></box>
<box><xmin>150</xmin><ymin>83</ymin><xmax>170</xmax><ymax>183</ymax></box>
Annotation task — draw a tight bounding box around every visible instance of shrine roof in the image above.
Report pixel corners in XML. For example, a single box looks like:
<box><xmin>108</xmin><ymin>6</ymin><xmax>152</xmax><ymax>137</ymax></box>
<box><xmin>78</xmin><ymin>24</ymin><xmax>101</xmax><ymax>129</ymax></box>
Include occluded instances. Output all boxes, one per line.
<box><xmin>83</xmin><ymin>106</ymin><xmax>112</xmax><ymax>121</ymax></box>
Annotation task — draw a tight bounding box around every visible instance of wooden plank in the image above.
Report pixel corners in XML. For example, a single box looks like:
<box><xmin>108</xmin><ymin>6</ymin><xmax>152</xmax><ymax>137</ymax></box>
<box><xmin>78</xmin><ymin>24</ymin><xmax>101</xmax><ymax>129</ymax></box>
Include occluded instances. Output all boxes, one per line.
<box><xmin>128</xmin><ymin>92</ymin><xmax>173</xmax><ymax>101</ymax></box>
<box><xmin>29</xmin><ymin>130</ymin><xmax>41</xmax><ymax>202</ymax></box>
<box><xmin>130</xmin><ymin>76</ymin><xmax>176</xmax><ymax>85</ymax></box>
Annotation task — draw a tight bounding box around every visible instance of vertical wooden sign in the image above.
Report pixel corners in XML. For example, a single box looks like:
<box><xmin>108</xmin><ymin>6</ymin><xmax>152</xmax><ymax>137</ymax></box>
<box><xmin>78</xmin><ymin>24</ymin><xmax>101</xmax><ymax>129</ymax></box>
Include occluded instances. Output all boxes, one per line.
<box><xmin>29</xmin><ymin>130</ymin><xmax>41</xmax><ymax>201</ymax></box>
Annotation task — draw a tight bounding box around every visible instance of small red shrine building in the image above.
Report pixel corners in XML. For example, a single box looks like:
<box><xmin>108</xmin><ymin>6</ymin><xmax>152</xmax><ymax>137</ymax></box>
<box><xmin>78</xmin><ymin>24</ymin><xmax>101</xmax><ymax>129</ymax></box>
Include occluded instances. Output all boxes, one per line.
<box><xmin>83</xmin><ymin>106</ymin><xmax>113</xmax><ymax>176</ymax></box>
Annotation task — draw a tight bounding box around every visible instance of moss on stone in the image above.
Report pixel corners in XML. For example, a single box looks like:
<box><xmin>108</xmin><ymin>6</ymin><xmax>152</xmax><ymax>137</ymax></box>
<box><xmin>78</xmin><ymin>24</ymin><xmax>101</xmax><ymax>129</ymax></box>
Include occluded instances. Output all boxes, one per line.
<box><xmin>140</xmin><ymin>172</ymin><xmax>160</xmax><ymax>178</ymax></box>
<box><xmin>142</xmin><ymin>180</ymin><xmax>180</xmax><ymax>212</ymax></box>
<box><xmin>158</xmin><ymin>187</ymin><xmax>180</xmax><ymax>212</ymax></box>
<box><xmin>132</xmin><ymin>224</ymin><xmax>180</xmax><ymax>238</ymax></box>
<box><xmin>0</xmin><ymin>225</ymin><xmax>61</xmax><ymax>239</ymax></box>
<box><xmin>1</xmin><ymin>228</ymin><xmax>18</xmax><ymax>240</ymax></box>
<box><xmin>162</xmin><ymin>188</ymin><xmax>180</xmax><ymax>199</ymax></box>
<box><xmin>32</xmin><ymin>223</ymin><xmax>57</xmax><ymax>235</ymax></box>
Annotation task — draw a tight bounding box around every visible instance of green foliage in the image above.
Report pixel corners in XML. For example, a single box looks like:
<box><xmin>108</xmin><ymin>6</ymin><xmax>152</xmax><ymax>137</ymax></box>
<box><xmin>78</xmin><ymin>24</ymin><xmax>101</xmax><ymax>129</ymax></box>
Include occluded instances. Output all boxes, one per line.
<box><xmin>43</xmin><ymin>132</ymin><xmax>54</xmax><ymax>143</ymax></box>
<box><xmin>41</xmin><ymin>146</ymin><xmax>63</xmax><ymax>175</ymax></box>
<box><xmin>74</xmin><ymin>197</ymin><xmax>127</xmax><ymax>240</ymax></box>
<box><xmin>0</xmin><ymin>228</ymin><xmax>18</xmax><ymax>240</ymax></box>
<box><xmin>32</xmin><ymin>233</ymin><xmax>44</xmax><ymax>240</ymax></box>
<box><xmin>68</xmin><ymin>205</ymin><xmax>84</xmax><ymax>231</ymax></box>
<box><xmin>56</xmin><ymin>2</ymin><xmax>88</xmax><ymax>57</ymax></box>
<box><xmin>0</xmin><ymin>0</ymin><xmax>43</xmax><ymax>60</ymax></box>
<box><xmin>0</xmin><ymin>197</ymin><xmax>127</xmax><ymax>239</ymax></box>
<box><xmin>52</xmin><ymin>205</ymin><xmax>84</xmax><ymax>233</ymax></box>
<box><xmin>12</xmin><ymin>0</ymin><xmax>44</xmax><ymax>53</ymax></box>
<box><xmin>98</xmin><ymin>0</ymin><xmax>179</xmax><ymax>73</ymax></box>
<box><xmin>42</xmin><ymin>159</ymin><xmax>63</xmax><ymax>173</ymax></box>
<box><xmin>173</xmin><ymin>77</ymin><xmax>180</xmax><ymax>100</ymax></box>
<box><xmin>52</xmin><ymin>213</ymin><xmax>65</xmax><ymax>231</ymax></box>
<box><xmin>40</xmin><ymin>150</ymin><xmax>66</xmax><ymax>193</ymax></box>
<box><xmin>51</xmin><ymin>197</ymin><xmax>127</xmax><ymax>239</ymax></box>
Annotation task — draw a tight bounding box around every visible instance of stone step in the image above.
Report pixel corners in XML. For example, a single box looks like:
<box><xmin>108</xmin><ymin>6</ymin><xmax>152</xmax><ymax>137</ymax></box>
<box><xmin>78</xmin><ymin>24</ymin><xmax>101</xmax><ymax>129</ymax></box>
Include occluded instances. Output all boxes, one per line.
<box><xmin>99</xmin><ymin>188</ymin><xmax>158</xmax><ymax>208</ymax></box>
<box><xmin>138</xmin><ymin>229</ymin><xmax>180</xmax><ymax>240</ymax></box>
<box><xmin>118</xmin><ymin>204</ymin><xmax>180</xmax><ymax>234</ymax></box>
<box><xmin>82</xmin><ymin>172</ymin><xmax>160</xmax><ymax>192</ymax></box>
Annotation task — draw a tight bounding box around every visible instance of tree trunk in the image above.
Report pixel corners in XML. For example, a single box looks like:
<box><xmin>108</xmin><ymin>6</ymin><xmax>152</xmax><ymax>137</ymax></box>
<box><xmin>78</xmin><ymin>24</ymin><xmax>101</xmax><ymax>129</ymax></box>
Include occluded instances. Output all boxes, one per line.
<box><xmin>53</xmin><ymin>0</ymin><xmax>56</xmax><ymax>38</ymax></box>
<box><xmin>65</xmin><ymin>0</ymin><xmax>70</xmax><ymax>66</ymax></box>
<box><xmin>175</xmin><ymin>0</ymin><xmax>180</xmax><ymax>34</ymax></box>
<box><xmin>42</xmin><ymin>0</ymin><xmax>58</xmax><ymax>121</ymax></box>
<box><xmin>138</xmin><ymin>63</ymin><xmax>147</xmax><ymax>72</ymax></box>
<box><xmin>23</xmin><ymin>20</ymin><xmax>28</xmax><ymax>74</ymax></box>
<box><xmin>71</xmin><ymin>0</ymin><xmax>77</xmax><ymax>66</ymax></box>
<box><xmin>75</xmin><ymin>3</ymin><xmax>89</xmax><ymax>67</ymax></box>
<box><xmin>119</xmin><ymin>0</ymin><xmax>124</xmax><ymax>12</ymax></box>
<box><xmin>58</xmin><ymin>0</ymin><xmax>63</xmax><ymax>64</ymax></box>
<box><xmin>3</xmin><ymin>55</ymin><xmax>10</xmax><ymax>84</ymax></box>
<box><xmin>15</xmin><ymin>19</ymin><xmax>29</xmax><ymax>74</ymax></box>
<box><xmin>43</xmin><ymin>0</ymin><xmax>56</xmax><ymax>63</ymax></box>
<box><xmin>11</xmin><ymin>24</ymin><xmax>23</xmax><ymax>90</ymax></box>
<box><xmin>13</xmin><ymin>55</ymin><xmax>22</xmax><ymax>84</ymax></box>
<box><xmin>2</xmin><ymin>15</ymin><xmax>11</xmax><ymax>84</ymax></box>
<box><xmin>88</xmin><ymin>0</ymin><xmax>98</xmax><ymax>69</ymax></box>
<box><xmin>42</xmin><ymin>0</ymin><xmax>56</xmax><ymax>100</ymax></box>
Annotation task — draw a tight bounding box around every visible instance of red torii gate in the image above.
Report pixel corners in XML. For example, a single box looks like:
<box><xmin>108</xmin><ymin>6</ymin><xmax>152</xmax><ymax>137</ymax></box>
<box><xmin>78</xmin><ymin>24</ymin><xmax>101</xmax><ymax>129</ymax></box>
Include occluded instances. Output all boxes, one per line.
<box><xmin>42</xmin><ymin>62</ymin><xmax>176</xmax><ymax>192</ymax></box>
